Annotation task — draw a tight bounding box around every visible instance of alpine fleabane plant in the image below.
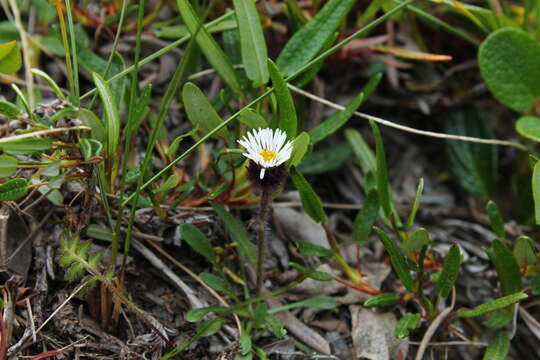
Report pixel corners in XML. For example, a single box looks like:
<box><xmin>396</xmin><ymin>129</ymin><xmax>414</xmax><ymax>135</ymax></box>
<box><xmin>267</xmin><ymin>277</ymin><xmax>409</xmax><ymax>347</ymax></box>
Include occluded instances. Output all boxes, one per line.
<box><xmin>238</xmin><ymin>128</ymin><xmax>293</xmax><ymax>181</ymax></box>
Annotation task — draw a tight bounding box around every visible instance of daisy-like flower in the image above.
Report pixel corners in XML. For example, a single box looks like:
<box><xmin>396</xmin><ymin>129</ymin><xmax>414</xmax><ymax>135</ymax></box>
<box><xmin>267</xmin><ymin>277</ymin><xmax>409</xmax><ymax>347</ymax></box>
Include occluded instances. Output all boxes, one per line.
<box><xmin>238</xmin><ymin>128</ymin><xmax>293</xmax><ymax>180</ymax></box>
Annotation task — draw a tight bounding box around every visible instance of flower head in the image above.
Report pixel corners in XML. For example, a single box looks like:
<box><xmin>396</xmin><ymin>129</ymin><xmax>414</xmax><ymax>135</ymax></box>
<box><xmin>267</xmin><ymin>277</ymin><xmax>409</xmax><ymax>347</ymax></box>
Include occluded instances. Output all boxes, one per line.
<box><xmin>238</xmin><ymin>128</ymin><xmax>293</xmax><ymax>179</ymax></box>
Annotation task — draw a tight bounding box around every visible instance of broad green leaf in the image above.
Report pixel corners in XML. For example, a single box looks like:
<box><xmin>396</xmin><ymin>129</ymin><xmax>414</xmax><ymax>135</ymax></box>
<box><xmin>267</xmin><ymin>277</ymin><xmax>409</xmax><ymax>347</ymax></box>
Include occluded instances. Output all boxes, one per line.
<box><xmin>296</xmin><ymin>241</ymin><xmax>333</xmax><ymax>258</ymax></box>
<box><xmin>0</xmin><ymin>100</ymin><xmax>21</xmax><ymax>119</ymax></box>
<box><xmin>31</xmin><ymin>68</ymin><xmax>67</xmax><ymax>100</ymax></box>
<box><xmin>0</xmin><ymin>41</ymin><xmax>21</xmax><ymax>74</ymax></box>
<box><xmin>435</xmin><ymin>245</ymin><xmax>461</xmax><ymax>298</ymax></box>
<box><xmin>79</xmin><ymin>109</ymin><xmax>106</xmax><ymax>143</ymax></box>
<box><xmin>363</xmin><ymin>293</ymin><xmax>400</xmax><ymax>307</ymax></box>
<box><xmin>199</xmin><ymin>272</ymin><xmax>232</xmax><ymax>295</ymax></box>
<box><xmin>290</xmin><ymin>167</ymin><xmax>327</xmax><ymax>223</ymax></box>
<box><xmin>239</xmin><ymin>328</ymin><xmax>252</xmax><ymax>355</ymax></box>
<box><xmin>276</xmin><ymin>0</ymin><xmax>356</xmax><ymax>76</ymax></box>
<box><xmin>479</xmin><ymin>28</ymin><xmax>540</xmax><ymax>112</ymax></box>
<box><xmin>486</xmin><ymin>200</ymin><xmax>505</xmax><ymax>238</ymax></box>
<box><xmin>180</xmin><ymin>224</ymin><xmax>216</xmax><ymax>265</ymax></box>
<box><xmin>269</xmin><ymin>295</ymin><xmax>336</xmax><ymax>314</ymax></box>
<box><xmin>153</xmin><ymin>175</ymin><xmax>179</xmax><ymax>193</ymax></box>
<box><xmin>34</xmin><ymin>177</ymin><xmax>63</xmax><ymax>205</ymax></box>
<box><xmin>211</xmin><ymin>203</ymin><xmax>256</xmax><ymax>265</ymax></box>
<box><xmin>233</xmin><ymin>0</ymin><xmax>268</xmax><ymax>85</ymax></box>
<box><xmin>196</xmin><ymin>318</ymin><xmax>225</xmax><ymax>337</ymax></box>
<box><xmin>513</xmin><ymin>236</ymin><xmax>537</xmax><ymax>266</ymax></box>
<box><xmin>42</xmin><ymin>161</ymin><xmax>60</xmax><ymax>177</ymax></box>
<box><xmin>482</xmin><ymin>331</ymin><xmax>510</xmax><ymax>360</ymax></box>
<box><xmin>0</xmin><ymin>154</ymin><xmax>17</xmax><ymax>177</ymax></box>
<box><xmin>482</xmin><ymin>311</ymin><xmax>513</xmax><ymax>329</ymax></box>
<box><xmin>297</xmin><ymin>143</ymin><xmax>351</xmax><ymax>174</ymax></box>
<box><xmin>289</xmin><ymin>132</ymin><xmax>310</xmax><ymax>167</ymax></box>
<box><xmin>394</xmin><ymin>313</ymin><xmax>421</xmax><ymax>339</ymax></box>
<box><xmin>401</xmin><ymin>228</ymin><xmax>430</xmax><ymax>254</ymax></box>
<box><xmin>176</xmin><ymin>0</ymin><xmax>241</xmax><ymax>94</ymax></box>
<box><xmin>374</xmin><ymin>227</ymin><xmax>415</xmax><ymax>292</ymax></box>
<box><xmin>345</xmin><ymin>128</ymin><xmax>376</xmax><ymax>174</ymax></box>
<box><xmin>405</xmin><ymin>178</ymin><xmax>424</xmax><ymax>229</ymax></box>
<box><xmin>92</xmin><ymin>72</ymin><xmax>120</xmax><ymax>157</ymax></box>
<box><xmin>0</xmin><ymin>178</ymin><xmax>28</xmax><ymax>201</ymax></box>
<box><xmin>239</xmin><ymin>108</ymin><xmax>267</xmax><ymax>129</ymax></box>
<box><xmin>0</xmin><ymin>137</ymin><xmax>52</xmax><ymax>155</ymax></box>
<box><xmin>253</xmin><ymin>303</ymin><xmax>268</xmax><ymax>329</ymax></box>
<box><xmin>268</xmin><ymin>59</ymin><xmax>297</xmax><ymax>138</ymax></box>
<box><xmin>309</xmin><ymin>92</ymin><xmax>364</xmax><ymax>145</ymax></box>
<box><xmin>487</xmin><ymin>239</ymin><xmax>522</xmax><ymax>295</ymax></box>
<box><xmin>182</xmin><ymin>82</ymin><xmax>230</xmax><ymax>140</ymax></box>
<box><xmin>457</xmin><ymin>292</ymin><xmax>527</xmax><ymax>318</ymax></box>
<box><xmin>444</xmin><ymin>108</ymin><xmax>497</xmax><ymax>199</ymax></box>
<box><xmin>534</xmin><ymin>161</ymin><xmax>540</xmax><ymax>224</ymax></box>
<box><xmin>351</xmin><ymin>189</ymin><xmax>379</xmax><ymax>244</ymax></box>
<box><xmin>370</xmin><ymin>120</ymin><xmax>392</xmax><ymax>216</ymax></box>
<box><xmin>516</xmin><ymin>116</ymin><xmax>540</xmax><ymax>142</ymax></box>
<box><xmin>289</xmin><ymin>262</ymin><xmax>332</xmax><ymax>281</ymax></box>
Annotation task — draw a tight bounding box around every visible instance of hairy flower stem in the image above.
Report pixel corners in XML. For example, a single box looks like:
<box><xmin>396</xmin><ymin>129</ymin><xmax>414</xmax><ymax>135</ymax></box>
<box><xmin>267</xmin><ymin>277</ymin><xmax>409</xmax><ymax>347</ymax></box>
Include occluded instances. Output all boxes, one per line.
<box><xmin>256</xmin><ymin>188</ymin><xmax>271</xmax><ymax>297</ymax></box>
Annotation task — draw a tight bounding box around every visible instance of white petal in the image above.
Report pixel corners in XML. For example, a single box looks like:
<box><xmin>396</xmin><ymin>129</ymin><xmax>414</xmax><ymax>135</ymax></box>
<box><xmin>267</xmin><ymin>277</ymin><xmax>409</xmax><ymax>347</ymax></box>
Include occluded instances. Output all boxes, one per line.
<box><xmin>260</xmin><ymin>168</ymin><xmax>266</xmax><ymax>179</ymax></box>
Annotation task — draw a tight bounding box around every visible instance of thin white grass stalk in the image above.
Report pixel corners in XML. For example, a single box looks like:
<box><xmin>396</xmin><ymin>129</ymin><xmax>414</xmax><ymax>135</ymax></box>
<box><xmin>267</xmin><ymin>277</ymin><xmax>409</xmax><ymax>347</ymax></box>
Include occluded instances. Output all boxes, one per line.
<box><xmin>0</xmin><ymin>126</ymin><xmax>91</xmax><ymax>143</ymax></box>
<box><xmin>288</xmin><ymin>84</ymin><xmax>527</xmax><ymax>151</ymax></box>
<box><xmin>8</xmin><ymin>0</ymin><xmax>35</xmax><ymax>108</ymax></box>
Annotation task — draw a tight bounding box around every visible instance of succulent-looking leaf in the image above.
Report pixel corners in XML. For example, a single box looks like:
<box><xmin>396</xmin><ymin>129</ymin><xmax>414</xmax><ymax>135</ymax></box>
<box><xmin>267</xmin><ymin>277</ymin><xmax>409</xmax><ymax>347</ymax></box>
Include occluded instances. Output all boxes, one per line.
<box><xmin>401</xmin><ymin>228</ymin><xmax>430</xmax><ymax>254</ymax></box>
<box><xmin>516</xmin><ymin>116</ymin><xmax>540</xmax><ymax>142</ymax></box>
<box><xmin>513</xmin><ymin>236</ymin><xmax>537</xmax><ymax>266</ymax></box>
<box><xmin>482</xmin><ymin>331</ymin><xmax>510</xmax><ymax>360</ymax></box>
<box><xmin>486</xmin><ymin>200</ymin><xmax>505</xmax><ymax>238</ymax></box>
<box><xmin>482</xmin><ymin>311</ymin><xmax>513</xmax><ymax>329</ymax></box>
<box><xmin>374</xmin><ymin>227</ymin><xmax>415</xmax><ymax>292</ymax></box>
<box><xmin>363</xmin><ymin>293</ymin><xmax>400</xmax><ymax>308</ymax></box>
<box><xmin>0</xmin><ymin>178</ymin><xmax>28</xmax><ymax>201</ymax></box>
<box><xmin>394</xmin><ymin>313</ymin><xmax>421</xmax><ymax>339</ymax></box>
<box><xmin>290</xmin><ymin>167</ymin><xmax>327</xmax><ymax>224</ymax></box>
<box><xmin>487</xmin><ymin>239</ymin><xmax>522</xmax><ymax>295</ymax></box>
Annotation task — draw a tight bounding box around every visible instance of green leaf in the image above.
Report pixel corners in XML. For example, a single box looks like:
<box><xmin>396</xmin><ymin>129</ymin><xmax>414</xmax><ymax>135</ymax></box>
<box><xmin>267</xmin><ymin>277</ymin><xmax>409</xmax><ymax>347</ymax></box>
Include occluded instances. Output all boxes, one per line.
<box><xmin>296</xmin><ymin>241</ymin><xmax>333</xmax><ymax>258</ymax></box>
<box><xmin>180</xmin><ymin>224</ymin><xmax>216</xmax><ymax>265</ymax></box>
<box><xmin>79</xmin><ymin>109</ymin><xmax>106</xmax><ymax>144</ymax></box>
<box><xmin>289</xmin><ymin>262</ymin><xmax>332</xmax><ymax>281</ymax></box>
<box><xmin>155</xmin><ymin>20</ymin><xmax>237</xmax><ymax>39</ymax></box>
<box><xmin>199</xmin><ymin>272</ymin><xmax>232</xmax><ymax>295</ymax></box>
<box><xmin>487</xmin><ymin>239</ymin><xmax>522</xmax><ymax>295</ymax></box>
<box><xmin>86</xmin><ymin>224</ymin><xmax>113</xmax><ymax>242</ymax></box>
<box><xmin>297</xmin><ymin>143</ymin><xmax>352</xmax><ymax>174</ymax></box>
<box><xmin>479</xmin><ymin>28</ymin><xmax>540</xmax><ymax>112</ymax></box>
<box><xmin>309</xmin><ymin>92</ymin><xmax>364</xmax><ymax>145</ymax></box>
<box><xmin>516</xmin><ymin>116</ymin><xmax>540</xmax><ymax>142</ymax></box>
<box><xmin>0</xmin><ymin>154</ymin><xmax>17</xmax><ymax>177</ymax></box>
<box><xmin>394</xmin><ymin>313</ymin><xmax>421</xmax><ymax>339</ymax></box>
<box><xmin>153</xmin><ymin>175</ymin><xmax>179</xmax><ymax>193</ymax></box>
<box><xmin>0</xmin><ymin>100</ymin><xmax>21</xmax><ymax>119</ymax></box>
<box><xmin>268</xmin><ymin>295</ymin><xmax>336</xmax><ymax>314</ymax></box>
<box><xmin>363</xmin><ymin>293</ymin><xmax>400</xmax><ymax>307</ymax></box>
<box><xmin>176</xmin><ymin>0</ymin><xmax>241</xmax><ymax>94</ymax></box>
<box><xmin>405</xmin><ymin>178</ymin><xmax>424</xmax><ymax>229</ymax></box>
<box><xmin>402</xmin><ymin>228</ymin><xmax>431</xmax><ymax>253</ymax></box>
<box><xmin>197</xmin><ymin>318</ymin><xmax>225</xmax><ymax>337</ymax></box>
<box><xmin>345</xmin><ymin>128</ymin><xmax>376</xmax><ymax>174</ymax></box>
<box><xmin>186</xmin><ymin>306</ymin><xmax>229</xmax><ymax>322</ymax></box>
<box><xmin>233</xmin><ymin>0</ymin><xmax>268</xmax><ymax>86</ymax></box>
<box><xmin>239</xmin><ymin>328</ymin><xmax>252</xmax><ymax>355</ymax></box>
<box><xmin>374</xmin><ymin>227</ymin><xmax>415</xmax><ymax>292</ymax></box>
<box><xmin>435</xmin><ymin>245</ymin><xmax>461</xmax><ymax>298</ymax></box>
<box><xmin>482</xmin><ymin>331</ymin><xmax>510</xmax><ymax>360</ymax></box>
<box><xmin>182</xmin><ymin>82</ymin><xmax>230</xmax><ymax>140</ymax></box>
<box><xmin>482</xmin><ymin>311</ymin><xmax>513</xmax><ymax>329</ymax></box>
<box><xmin>0</xmin><ymin>137</ymin><xmax>53</xmax><ymax>155</ymax></box>
<box><xmin>486</xmin><ymin>200</ymin><xmax>505</xmax><ymax>238</ymax></box>
<box><xmin>351</xmin><ymin>189</ymin><xmax>379</xmax><ymax>244</ymax></box>
<box><xmin>290</xmin><ymin>167</ymin><xmax>327</xmax><ymax>223</ymax></box>
<box><xmin>513</xmin><ymin>236</ymin><xmax>537</xmax><ymax>266</ymax></box>
<box><xmin>0</xmin><ymin>41</ymin><xmax>21</xmax><ymax>74</ymax></box>
<box><xmin>444</xmin><ymin>108</ymin><xmax>497</xmax><ymax>199</ymax></box>
<box><xmin>31</xmin><ymin>68</ymin><xmax>67</xmax><ymax>100</ymax></box>
<box><xmin>289</xmin><ymin>132</ymin><xmax>310</xmax><ymax>167</ymax></box>
<box><xmin>0</xmin><ymin>178</ymin><xmax>28</xmax><ymax>201</ymax></box>
<box><xmin>529</xmin><ymin>274</ymin><xmax>540</xmax><ymax>295</ymax></box>
<box><xmin>92</xmin><ymin>72</ymin><xmax>120</xmax><ymax>157</ymax></box>
<box><xmin>276</xmin><ymin>0</ymin><xmax>356</xmax><ymax>76</ymax></box>
<box><xmin>268</xmin><ymin>59</ymin><xmax>297</xmax><ymax>138</ymax></box>
<box><xmin>457</xmin><ymin>292</ymin><xmax>527</xmax><ymax>318</ymax></box>
<box><xmin>533</xmin><ymin>161</ymin><xmax>540</xmax><ymax>225</ymax></box>
<box><xmin>239</xmin><ymin>108</ymin><xmax>268</xmax><ymax>129</ymax></box>
<box><xmin>211</xmin><ymin>203</ymin><xmax>257</xmax><ymax>265</ymax></box>
<box><xmin>253</xmin><ymin>303</ymin><xmax>268</xmax><ymax>329</ymax></box>
<box><xmin>370</xmin><ymin>120</ymin><xmax>392</xmax><ymax>217</ymax></box>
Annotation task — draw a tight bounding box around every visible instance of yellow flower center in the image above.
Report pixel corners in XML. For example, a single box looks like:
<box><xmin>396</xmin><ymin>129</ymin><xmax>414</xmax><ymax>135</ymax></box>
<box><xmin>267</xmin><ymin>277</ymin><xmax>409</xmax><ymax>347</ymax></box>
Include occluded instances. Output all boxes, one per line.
<box><xmin>259</xmin><ymin>149</ymin><xmax>277</xmax><ymax>162</ymax></box>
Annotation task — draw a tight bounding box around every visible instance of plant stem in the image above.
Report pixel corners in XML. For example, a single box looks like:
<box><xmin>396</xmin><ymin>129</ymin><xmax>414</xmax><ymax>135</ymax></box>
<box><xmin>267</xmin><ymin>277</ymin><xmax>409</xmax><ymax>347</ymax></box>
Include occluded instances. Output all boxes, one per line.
<box><xmin>256</xmin><ymin>188</ymin><xmax>271</xmax><ymax>297</ymax></box>
<box><xmin>322</xmin><ymin>223</ymin><xmax>362</xmax><ymax>285</ymax></box>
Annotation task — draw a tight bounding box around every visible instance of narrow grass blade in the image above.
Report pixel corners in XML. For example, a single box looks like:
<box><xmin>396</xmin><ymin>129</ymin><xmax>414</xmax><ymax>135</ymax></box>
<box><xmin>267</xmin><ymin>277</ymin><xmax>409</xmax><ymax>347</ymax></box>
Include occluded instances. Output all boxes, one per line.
<box><xmin>92</xmin><ymin>72</ymin><xmax>120</xmax><ymax>157</ymax></box>
<box><xmin>370</xmin><ymin>120</ymin><xmax>392</xmax><ymax>217</ymax></box>
<box><xmin>233</xmin><ymin>0</ymin><xmax>268</xmax><ymax>85</ymax></box>
<box><xmin>31</xmin><ymin>68</ymin><xmax>67</xmax><ymax>100</ymax></box>
<box><xmin>405</xmin><ymin>178</ymin><xmax>424</xmax><ymax>229</ymax></box>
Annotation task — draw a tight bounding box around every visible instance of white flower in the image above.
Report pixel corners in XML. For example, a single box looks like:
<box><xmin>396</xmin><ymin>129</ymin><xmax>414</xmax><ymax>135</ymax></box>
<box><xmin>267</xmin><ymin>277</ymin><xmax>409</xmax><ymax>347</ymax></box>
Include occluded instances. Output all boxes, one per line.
<box><xmin>238</xmin><ymin>128</ymin><xmax>293</xmax><ymax>179</ymax></box>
